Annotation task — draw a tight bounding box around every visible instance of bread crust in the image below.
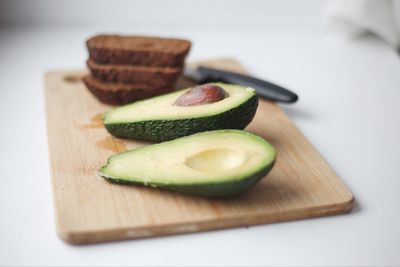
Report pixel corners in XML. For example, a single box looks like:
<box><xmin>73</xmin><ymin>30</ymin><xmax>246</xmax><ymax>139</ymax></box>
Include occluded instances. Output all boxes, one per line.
<box><xmin>87</xmin><ymin>59</ymin><xmax>181</xmax><ymax>86</ymax></box>
<box><xmin>82</xmin><ymin>75</ymin><xmax>174</xmax><ymax>105</ymax></box>
<box><xmin>87</xmin><ymin>35</ymin><xmax>191</xmax><ymax>67</ymax></box>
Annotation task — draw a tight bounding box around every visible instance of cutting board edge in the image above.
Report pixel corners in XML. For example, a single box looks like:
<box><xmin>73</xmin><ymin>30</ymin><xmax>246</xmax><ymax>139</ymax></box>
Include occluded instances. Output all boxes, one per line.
<box><xmin>56</xmin><ymin>194</ymin><xmax>354</xmax><ymax>245</ymax></box>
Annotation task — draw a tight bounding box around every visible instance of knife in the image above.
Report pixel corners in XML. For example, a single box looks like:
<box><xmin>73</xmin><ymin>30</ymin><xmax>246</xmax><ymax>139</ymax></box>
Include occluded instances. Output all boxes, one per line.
<box><xmin>184</xmin><ymin>65</ymin><xmax>298</xmax><ymax>103</ymax></box>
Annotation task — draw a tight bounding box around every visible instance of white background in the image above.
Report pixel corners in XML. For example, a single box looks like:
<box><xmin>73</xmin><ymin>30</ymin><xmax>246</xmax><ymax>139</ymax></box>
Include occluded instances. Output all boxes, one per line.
<box><xmin>0</xmin><ymin>0</ymin><xmax>399</xmax><ymax>266</ymax></box>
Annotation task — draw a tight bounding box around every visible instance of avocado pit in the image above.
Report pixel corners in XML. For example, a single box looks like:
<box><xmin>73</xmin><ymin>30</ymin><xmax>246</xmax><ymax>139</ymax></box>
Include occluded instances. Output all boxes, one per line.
<box><xmin>174</xmin><ymin>84</ymin><xmax>229</xmax><ymax>106</ymax></box>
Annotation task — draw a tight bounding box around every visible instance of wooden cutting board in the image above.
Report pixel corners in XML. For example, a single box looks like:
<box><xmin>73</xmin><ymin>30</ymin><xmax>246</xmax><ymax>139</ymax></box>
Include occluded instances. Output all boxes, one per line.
<box><xmin>45</xmin><ymin>58</ymin><xmax>354</xmax><ymax>244</ymax></box>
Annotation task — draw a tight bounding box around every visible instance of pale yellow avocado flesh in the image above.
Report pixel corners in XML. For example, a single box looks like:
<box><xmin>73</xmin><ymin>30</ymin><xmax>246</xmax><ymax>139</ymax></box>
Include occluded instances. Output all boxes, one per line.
<box><xmin>103</xmin><ymin>83</ymin><xmax>256</xmax><ymax>124</ymax></box>
<box><xmin>100</xmin><ymin>130</ymin><xmax>276</xmax><ymax>185</ymax></box>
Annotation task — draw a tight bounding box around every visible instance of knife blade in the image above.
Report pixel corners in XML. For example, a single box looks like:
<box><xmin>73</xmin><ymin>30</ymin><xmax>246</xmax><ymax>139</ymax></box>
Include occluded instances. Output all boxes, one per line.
<box><xmin>184</xmin><ymin>65</ymin><xmax>298</xmax><ymax>103</ymax></box>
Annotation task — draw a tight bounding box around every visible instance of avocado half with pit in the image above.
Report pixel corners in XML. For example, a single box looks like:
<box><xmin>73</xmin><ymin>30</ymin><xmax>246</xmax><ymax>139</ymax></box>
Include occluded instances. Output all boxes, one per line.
<box><xmin>103</xmin><ymin>83</ymin><xmax>258</xmax><ymax>142</ymax></box>
<box><xmin>99</xmin><ymin>130</ymin><xmax>276</xmax><ymax>198</ymax></box>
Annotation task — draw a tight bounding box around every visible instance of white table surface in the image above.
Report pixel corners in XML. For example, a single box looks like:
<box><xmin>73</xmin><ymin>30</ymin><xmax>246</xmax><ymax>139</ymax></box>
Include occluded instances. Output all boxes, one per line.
<box><xmin>1</xmin><ymin>3</ymin><xmax>400</xmax><ymax>266</ymax></box>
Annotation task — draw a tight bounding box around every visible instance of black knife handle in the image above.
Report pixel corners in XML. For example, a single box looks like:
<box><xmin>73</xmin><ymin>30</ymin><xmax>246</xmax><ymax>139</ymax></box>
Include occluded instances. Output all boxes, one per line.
<box><xmin>198</xmin><ymin>66</ymin><xmax>298</xmax><ymax>103</ymax></box>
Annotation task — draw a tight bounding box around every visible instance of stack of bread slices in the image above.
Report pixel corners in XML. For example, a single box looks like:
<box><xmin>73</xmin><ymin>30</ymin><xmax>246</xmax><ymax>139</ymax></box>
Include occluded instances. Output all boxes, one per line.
<box><xmin>83</xmin><ymin>35</ymin><xmax>191</xmax><ymax>105</ymax></box>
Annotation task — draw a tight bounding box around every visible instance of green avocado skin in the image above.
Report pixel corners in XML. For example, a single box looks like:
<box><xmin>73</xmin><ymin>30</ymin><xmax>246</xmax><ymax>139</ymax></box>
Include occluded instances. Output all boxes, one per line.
<box><xmin>104</xmin><ymin>95</ymin><xmax>258</xmax><ymax>142</ymax></box>
<box><xmin>100</xmin><ymin>161</ymin><xmax>275</xmax><ymax>198</ymax></box>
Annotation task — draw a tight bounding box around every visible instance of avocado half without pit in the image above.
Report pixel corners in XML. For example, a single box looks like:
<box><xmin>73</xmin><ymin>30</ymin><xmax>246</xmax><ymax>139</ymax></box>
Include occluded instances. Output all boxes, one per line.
<box><xmin>103</xmin><ymin>83</ymin><xmax>258</xmax><ymax>142</ymax></box>
<box><xmin>99</xmin><ymin>130</ymin><xmax>276</xmax><ymax>198</ymax></box>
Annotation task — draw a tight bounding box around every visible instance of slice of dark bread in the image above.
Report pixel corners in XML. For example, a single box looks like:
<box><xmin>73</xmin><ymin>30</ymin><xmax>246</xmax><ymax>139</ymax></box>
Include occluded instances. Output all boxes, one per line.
<box><xmin>87</xmin><ymin>59</ymin><xmax>182</xmax><ymax>86</ymax></box>
<box><xmin>82</xmin><ymin>75</ymin><xmax>174</xmax><ymax>105</ymax></box>
<box><xmin>87</xmin><ymin>35</ymin><xmax>191</xmax><ymax>67</ymax></box>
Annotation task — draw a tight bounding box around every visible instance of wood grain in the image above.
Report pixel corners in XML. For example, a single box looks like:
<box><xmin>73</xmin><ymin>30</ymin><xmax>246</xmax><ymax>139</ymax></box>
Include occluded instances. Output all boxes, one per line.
<box><xmin>45</xmin><ymin>58</ymin><xmax>354</xmax><ymax>244</ymax></box>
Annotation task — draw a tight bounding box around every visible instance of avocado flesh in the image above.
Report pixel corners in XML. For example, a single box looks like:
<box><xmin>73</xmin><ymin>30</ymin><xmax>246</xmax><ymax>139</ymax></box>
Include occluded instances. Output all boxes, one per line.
<box><xmin>99</xmin><ymin>130</ymin><xmax>276</xmax><ymax>198</ymax></box>
<box><xmin>103</xmin><ymin>83</ymin><xmax>258</xmax><ymax>142</ymax></box>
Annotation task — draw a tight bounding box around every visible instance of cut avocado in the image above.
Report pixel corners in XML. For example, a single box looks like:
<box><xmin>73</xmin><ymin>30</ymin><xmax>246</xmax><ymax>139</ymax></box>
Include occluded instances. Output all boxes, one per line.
<box><xmin>99</xmin><ymin>130</ymin><xmax>276</xmax><ymax>198</ymax></box>
<box><xmin>103</xmin><ymin>83</ymin><xmax>258</xmax><ymax>142</ymax></box>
